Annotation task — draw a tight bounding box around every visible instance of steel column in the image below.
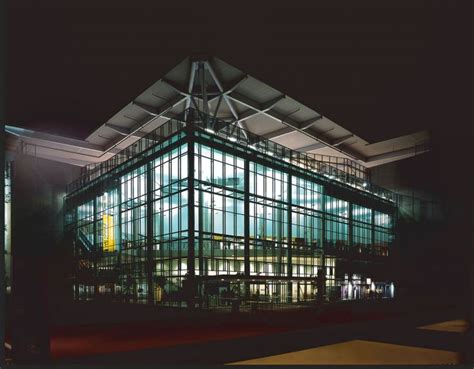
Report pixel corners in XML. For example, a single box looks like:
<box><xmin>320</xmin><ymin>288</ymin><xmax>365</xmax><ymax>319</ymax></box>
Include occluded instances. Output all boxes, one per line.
<box><xmin>146</xmin><ymin>162</ymin><xmax>154</xmax><ymax>304</ymax></box>
<box><xmin>244</xmin><ymin>159</ymin><xmax>250</xmax><ymax>299</ymax></box>
<box><xmin>371</xmin><ymin>208</ymin><xmax>376</xmax><ymax>255</ymax></box>
<box><xmin>93</xmin><ymin>197</ymin><xmax>98</xmax><ymax>298</ymax></box>
<box><xmin>319</xmin><ymin>190</ymin><xmax>326</xmax><ymax>302</ymax></box>
<box><xmin>186</xmin><ymin>124</ymin><xmax>196</xmax><ymax>308</ymax></box>
<box><xmin>117</xmin><ymin>180</ymin><xmax>123</xmax><ymax>301</ymax></box>
<box><xmin>287</xmin><ymin>173</ymin><xmax>292</xmax><ymax>303</ymax></box>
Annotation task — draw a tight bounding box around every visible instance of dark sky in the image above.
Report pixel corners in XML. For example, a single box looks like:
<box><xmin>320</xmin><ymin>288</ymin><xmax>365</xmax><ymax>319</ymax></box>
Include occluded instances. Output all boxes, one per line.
<box><xmin>6</xmin><ymin>0</ymin><xmax>472</xmax><ymax>196</ymax></box>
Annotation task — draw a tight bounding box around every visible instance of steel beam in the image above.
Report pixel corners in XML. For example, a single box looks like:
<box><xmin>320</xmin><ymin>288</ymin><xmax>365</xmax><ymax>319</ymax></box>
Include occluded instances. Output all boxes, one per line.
<box><xmin>5</xmin><ymin>125</ymin><xmax>107</xmax><ymax>153</ymax></box>
<box><xmin>205</xmin><ymin>61</ymin><xmax>239</xmax><ymax>120</ymax></box>
<box><xmin>262</xmin><ymin>127</ymin><xmax>294</xmax><ymax>140</ymax></box>
<box><xmin>205</xmin><ymin>60</ymin><xmax>249</xmax><ymax>140</ymax></box>
<box><xmin>236</xmin><ymin>109</ymin><xmax>260</xmax><ymax>122</ymax></box>
<box><xmin>104</xmin><ymin>95</ymin><xmax>187</xmax><ymax>154</ymax></box>
<box><xmin>132</xmin><ymin>101</ymin><xmax>160</xmax><ymax>116</ymax></box>
<box><xmin>232</xmin><ymin>95</ymin><xmax>285</xmax><ymax>124</ymax></box>
<box><xmin>132</xmin><ymin>101</ymin><xmax>171</xmax><ymax>116</ymax></box>
<box><xmin>104</xmin><ymin>123</ymin><xmax>151</xmax><ymax>139</ymax></box>
<box><xmin>212</xmin><ymin>95</ymin><xmax>223</xmax><ymax>122</ymax></box>
<box><xmin>332</xmin><ymin>134</ymin><xmax>354</xmax><ymax>146</ymax></box>
<box><xmin>226</xmin><ymin>90</ymin><xmax>364</xmax><ymax>161</ymax></box>
<box><xmin>299</xmin><ymin>115</ymin><xmax>323</xmax><ymax>130</ymax></box>
<box><xmin>19</xmin><ymin>143</ymin><xmax>115</xmax><ymax>163</ymax></box>
<box><xmin>366</xmin><ymin>145</ymin><xmax>429</xmax><ymax>163</ymax></box>
<box><xmin>239</xmin><ymin>120</ymin><xmax>250</xmax><ymax>132</ymax></box>
<box><xmin>161</xmin><ymin>78</ymin><xmax>190</xmax><ymax>97</ymax></box>
<box><xmin>188</xmin><ymin>61</ymin><xmax>197</xmax><ymax>93</ymax></box>
<box><xmin>21</xmin><ymin>152</ymin><xmax>96</xmax><ymax>167</ymax></box>
<box><xmin>185</xmin><ymin>62</ymin><xmax>198</xmax><ymax>113</ymax></box>
<box><xmin>207</xmin><ymin>74</ymin><xmax>249</xmax><ymax>103</ymax></box>
<box><xmin>199</xmin><ymin>62</ymin><xmax>209</xmax><ymax>116</ymax></box>
<box><xmin>224</xmin><ymin>75</ymin><xmax>249</xmax><ymax>94</ymax></box>
<box><xmin>294</xmin><ymin>142</ymin><xmax>327</xmax><ymax>152</ymax></box>
<box><xmin>262</xmin><ymin>95</ymin><xmax>285</xmax><ymax>111</ymax></box>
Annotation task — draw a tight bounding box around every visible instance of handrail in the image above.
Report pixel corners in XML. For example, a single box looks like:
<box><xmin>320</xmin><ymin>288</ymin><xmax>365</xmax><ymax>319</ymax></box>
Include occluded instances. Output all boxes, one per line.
<box><xmin>77</xmin><ymin>229</ymin><xmax>94</xmax><ymax>253</ymax></box>
<box><xmin>66</xmin><ymin>108</ymin><xmax>396</xmax><ymax>203</ymax></box>
<box><xmin>180</xmin><ymin>109</ymin><xmax>396</xmax><ymax>203</ymax></box>
<box><xmin>66</xmin><ymin>118</ymin><xmax>185</xmax><ymax>194</ymax></box>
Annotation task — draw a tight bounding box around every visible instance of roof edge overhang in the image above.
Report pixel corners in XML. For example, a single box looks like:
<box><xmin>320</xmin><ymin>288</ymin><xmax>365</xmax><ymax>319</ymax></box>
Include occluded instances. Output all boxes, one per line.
<box><xmin>6</xmin><ymin>56</ymin><xmax>430</xmax><ymax>169</ymax></box>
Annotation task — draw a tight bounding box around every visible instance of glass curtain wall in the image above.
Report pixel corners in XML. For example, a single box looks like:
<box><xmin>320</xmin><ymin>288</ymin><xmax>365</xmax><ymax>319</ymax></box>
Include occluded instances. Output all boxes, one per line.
<box><xmin>67</xmin><ymin>128</ymin><xmax>395</xmax><ymax>306</ymax></box>
<box><xmin>290</xmin><ymin>176</ymin><xmax>323</xmax><ymax>302</ymax></box>
<box><xmin>324</xmin><ymin>195</ymin><xmax>349</xmax><ymax>249</ymax></box>
<box><xmin>120</xmin><ymin>165</ymin><xmax>147</xmax><ymax>302</ymax></box>
<box><xmin>194</xmin><ymin>144</ymin><xmax>246</xmax><ymax>306</ymax></box>
<box><xmin>71</xmin><ymin>144</ymin><xmax>189</xmax><ymax>304</ymax></box>
<box><xmin>352</xmin><ymin>204</ymin><xmax>373</xmax><ymax>253</ymax></box>
<box><xmin>374</xmin><ymin>211</ymin><xmax>393</xmax><ymax>256</ymax></box>
<box><xmin>248</xmin><ymin>162</ymin><xmax>289</xmax><ymax>303</ymax></box>
<box><xmin>151</xmin><ymin>144</ymin><xmax>189</xmax><ymax>305</ymax></box>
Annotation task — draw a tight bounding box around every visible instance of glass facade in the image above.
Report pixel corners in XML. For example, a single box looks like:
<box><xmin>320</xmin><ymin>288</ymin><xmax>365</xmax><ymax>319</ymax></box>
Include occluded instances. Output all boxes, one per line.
<box><xmin>66</xmin><ymin>110</ymin><xmax>396</xmax><ymax>309</ymax></box>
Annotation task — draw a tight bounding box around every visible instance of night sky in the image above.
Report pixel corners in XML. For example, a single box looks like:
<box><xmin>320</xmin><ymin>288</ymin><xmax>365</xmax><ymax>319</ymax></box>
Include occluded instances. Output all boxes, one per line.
<box><xmin>6</xmin><ymin>0</ymin><xmax>471</xmax><ymax>199</ymax></box>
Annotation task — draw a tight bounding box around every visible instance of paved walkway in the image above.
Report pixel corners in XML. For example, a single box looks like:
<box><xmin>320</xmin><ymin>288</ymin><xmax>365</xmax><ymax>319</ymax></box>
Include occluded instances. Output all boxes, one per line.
<box><xmin>230</xmin><ymin>318</ymin><xmax>470</xmax><ymax>365</ymax></box>
<box><xmin>54</xmin><ymin>307</ymin><xmax>469</xmax><ymax>365</ymax></box>
<box><xmin>229</xmin><ymin>339</ymin><xmax>460</xmax><ymax>365</ymax></box>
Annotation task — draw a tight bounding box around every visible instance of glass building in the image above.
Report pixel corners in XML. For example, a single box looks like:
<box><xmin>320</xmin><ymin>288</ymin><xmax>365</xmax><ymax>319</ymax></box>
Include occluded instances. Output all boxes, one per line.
<box><xmin>65</xmin><ymin>109</ymin><xmax>396</xmax><ymax>308</ymax></box>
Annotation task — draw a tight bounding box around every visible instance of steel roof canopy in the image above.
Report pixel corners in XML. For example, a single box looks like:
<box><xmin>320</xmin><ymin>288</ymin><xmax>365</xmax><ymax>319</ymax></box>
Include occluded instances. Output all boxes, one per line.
<box><xmin>7</xmin><ymin>56</ymin><xmax>430</xmax><ymax>168</ymax></box>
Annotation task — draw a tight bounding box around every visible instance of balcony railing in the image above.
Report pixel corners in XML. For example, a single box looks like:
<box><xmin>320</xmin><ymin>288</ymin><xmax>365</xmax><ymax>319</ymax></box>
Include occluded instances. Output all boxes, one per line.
<box><xmin>66</xmin><ymin>108</ymin><xmax>396</xmax><ymax>203</ymax></box>
<box><xmin>66</xmin><ymin>118</ymin><xmax>185</xmax><ymax>194</ymax></box>
<box><xmin>180</xmin><ymin>109</ymin><xmax>396</xmax><ymax>203</ymax></box>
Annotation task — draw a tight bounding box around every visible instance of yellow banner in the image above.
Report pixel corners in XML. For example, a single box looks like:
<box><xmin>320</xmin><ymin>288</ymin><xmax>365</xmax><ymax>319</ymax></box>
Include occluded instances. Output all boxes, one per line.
<box><xmin>103</xmin><ymin>214</ymin><xmax>115</xmax><ymax>252</ymax></box>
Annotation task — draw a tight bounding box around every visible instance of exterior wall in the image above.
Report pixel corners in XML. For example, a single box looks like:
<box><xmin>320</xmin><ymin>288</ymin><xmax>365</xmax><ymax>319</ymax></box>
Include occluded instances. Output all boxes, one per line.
<box><xmin>9</xmin><ymin>151</ymin><xmax>81</xmax><ymax>362</ymax></box>
<box><xmin>370</xmin><ymin>157</ymin><xmax>446</xmax><ymax>300</ymax></box>
<box><xmin>66</xmin><ymin>121</ymin><xmax>396</xmax><ymax>309</ymax></box>
<box><xmin>371</xmin><ymin>162</ymin><xmax>443</xmax><ymax>223</ymax></box>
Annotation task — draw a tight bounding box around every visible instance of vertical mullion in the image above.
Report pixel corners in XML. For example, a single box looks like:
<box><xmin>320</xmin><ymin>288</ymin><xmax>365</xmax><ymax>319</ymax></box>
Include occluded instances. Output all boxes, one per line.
<box><xmin>198</xmin><ymin>152</ymin><xmax>204</xmax><ymax>283</ymax></box>
<box><xmin>319</xmin><ymin>188</ymin><xmax>326</xmax><ymax>303</ymax></box>
<box><xmin>287</xmin><ymin>173</ymin><xmax>292</xmax><ymax>303</ymax></box>
<box><xmin>187</xmin><ymin>130</ymin><xmax>195</xmax><ymax>308</ymax></box>
<box><xmin>93</xmin><ymin>197</ymin><xmax>98</xmax><ymax>298</ymax></box>
<box><xmin>244</xmin><ymin>159</ymin><xmax>250</xmax><ymax>299</ymax></box>
<box><xmin>371</xmin><ymin>210</ymin><xmax>376</xmax><ymax>256</ymax></box>
<box><xmin>74</xmin><ymin>206</ymin><xmax>79</xmax><ymax>300</ymax></box>
<box><xmin>146</xmin><ymin>162</ymin><xmax>153</xmax><ymax>305</ymax></box>
<box><xmin>117</xmin><ymin>181</ymin><xmax>123</xmax><ymax>299</ymax></box>
<box><xmin>348</xmin><ymin>202</ymin><xmax>353</xmax><ymax>252</ymax></box>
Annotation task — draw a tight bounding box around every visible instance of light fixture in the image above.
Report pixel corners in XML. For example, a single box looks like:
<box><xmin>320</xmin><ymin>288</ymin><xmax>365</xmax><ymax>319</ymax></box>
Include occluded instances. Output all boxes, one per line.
<box><xmin>362</xmin><ymin>182</ymin><xmax>367</xmax><ymax>187</ymax></box>
<box><xmin>228</xmin><ymin>137</ymin><xmax>237</xmax><ymax>142</ymax></box>
<box><xmin>205</xmin><ymin>128</ymin><xmax>216</xmax><ymax>134</ymax></box>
